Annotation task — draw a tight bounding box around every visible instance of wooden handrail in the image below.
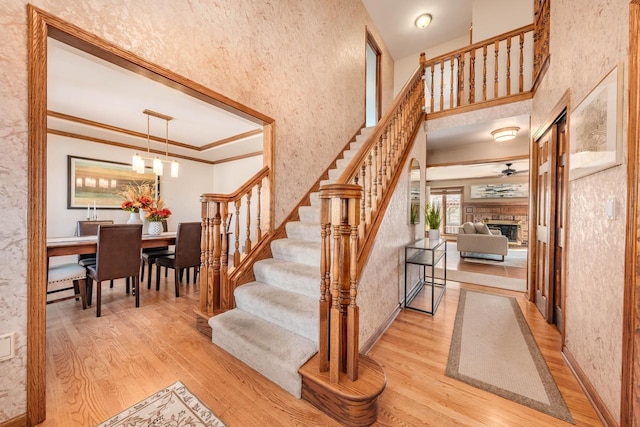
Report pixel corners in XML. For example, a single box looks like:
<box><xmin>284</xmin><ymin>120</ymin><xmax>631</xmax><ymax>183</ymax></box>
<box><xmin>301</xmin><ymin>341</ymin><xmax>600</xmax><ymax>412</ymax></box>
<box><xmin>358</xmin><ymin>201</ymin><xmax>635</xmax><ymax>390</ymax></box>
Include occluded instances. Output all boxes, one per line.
<box><xmin>425</xmin><ymin>24</ymin><xmax>534</xmax><ymax>66</ymax></box>
<box><xmin>423</xmin><ymin>24</ymin><xmax>535</xmax><ymax>115</ymax></box>
<box><xmin>338</xmin><ymin>55</ymin><xmax>427</xmax><ymax>184</ymax></box>
<box><xmin>198</xmin><ymin>165</ymin><xmax>272</xmax><ymax>315</ymax></box>
<box><xmin>201</xmin><ymin>166</ymin><xmax>269</xmax><ymax>203</ymax></box>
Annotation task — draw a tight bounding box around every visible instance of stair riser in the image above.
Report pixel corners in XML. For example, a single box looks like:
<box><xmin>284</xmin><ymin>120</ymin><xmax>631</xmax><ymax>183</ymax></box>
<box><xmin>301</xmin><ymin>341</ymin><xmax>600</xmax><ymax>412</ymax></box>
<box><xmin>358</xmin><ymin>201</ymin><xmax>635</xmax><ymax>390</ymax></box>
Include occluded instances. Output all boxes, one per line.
<box><xmin>286</xmin><ymin>222</ymin><xmax>321</xmax><ymax>242</ymax></box>
<box><xmin>298</xmin><ymin>206</ymin><xmax>320</xmax><ymax>223</ymax></box>
<box><xmin>253</xmin><ymin>260</ymin><xmax>318</xmax><ymax>299</ymax></box>
<box><xmin>271</xmin><ymin>240</ymin><xmax>321</xmax><ymax>266</ymax></box>
<box><xmin>235</xmin><ymin>283</ymin><xmax>319</xmax><ymax>343</ymax></box>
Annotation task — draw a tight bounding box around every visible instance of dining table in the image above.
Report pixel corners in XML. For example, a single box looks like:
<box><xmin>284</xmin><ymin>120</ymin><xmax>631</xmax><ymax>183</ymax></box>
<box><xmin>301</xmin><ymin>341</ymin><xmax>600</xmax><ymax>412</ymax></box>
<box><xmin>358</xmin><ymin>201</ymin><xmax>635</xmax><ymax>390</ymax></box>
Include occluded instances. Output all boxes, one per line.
<box><xmin>47</xmin><ymin>232</ymin><xmax>177</xmax><ymax>257</ymax></box>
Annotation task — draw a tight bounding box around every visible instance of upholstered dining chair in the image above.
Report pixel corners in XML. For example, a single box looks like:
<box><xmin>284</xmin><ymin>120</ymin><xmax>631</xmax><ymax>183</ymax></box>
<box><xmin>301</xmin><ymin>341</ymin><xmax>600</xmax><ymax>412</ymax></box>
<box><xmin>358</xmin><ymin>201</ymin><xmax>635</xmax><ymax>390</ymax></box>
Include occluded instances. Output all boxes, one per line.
<box><xmin>86</xmin><ymin>224</ymin><xmax>142</xmax><ymax>317</ymax></box>
<box><xmin>47</xmin><ymin>262</ymin><xmax>87</xmax><ymax>309</ymax></box>
<box><xmin>75</xmin><ymin>220</ymin><xmax>114</xmax><ymax>267</ymax></box>
<box><xmin>140</xmin><ymin>219</ymin><xmax>173</xmax><ymax>289</ymax></box>
<box><xmin>154</xmin><ymin>222</ymin><xmax>201</xmax><ymax>297</ymax></box>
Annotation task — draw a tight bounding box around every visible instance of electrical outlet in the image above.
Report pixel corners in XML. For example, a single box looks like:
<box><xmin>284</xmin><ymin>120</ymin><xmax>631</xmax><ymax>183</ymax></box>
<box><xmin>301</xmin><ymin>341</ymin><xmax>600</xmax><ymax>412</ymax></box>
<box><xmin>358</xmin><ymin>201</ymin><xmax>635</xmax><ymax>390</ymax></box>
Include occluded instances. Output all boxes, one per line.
<box><xmin>0</xmin><ymin>333</ymin><xmax>15</xmax><ymax>361</ymax></box>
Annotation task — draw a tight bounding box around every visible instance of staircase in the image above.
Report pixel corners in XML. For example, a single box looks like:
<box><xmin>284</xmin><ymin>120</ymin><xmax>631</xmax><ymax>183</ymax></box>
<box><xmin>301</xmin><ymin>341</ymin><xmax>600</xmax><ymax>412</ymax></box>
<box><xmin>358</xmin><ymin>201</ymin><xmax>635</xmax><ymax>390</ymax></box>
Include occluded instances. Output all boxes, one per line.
<box><xmin>208</xmin><ymin>127</ymin><xmax>374</xmax><ymax>398</ymax></box>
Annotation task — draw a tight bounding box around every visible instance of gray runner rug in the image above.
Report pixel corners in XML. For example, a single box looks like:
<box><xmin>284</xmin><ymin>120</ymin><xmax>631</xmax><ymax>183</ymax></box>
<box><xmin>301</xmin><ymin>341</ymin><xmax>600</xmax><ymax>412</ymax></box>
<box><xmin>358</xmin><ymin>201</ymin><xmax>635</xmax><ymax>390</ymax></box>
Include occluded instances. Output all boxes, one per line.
<box><xmin>446</xmin><ymin>289</ymin><xmax>574</xmax><ymax>423</ymax></box>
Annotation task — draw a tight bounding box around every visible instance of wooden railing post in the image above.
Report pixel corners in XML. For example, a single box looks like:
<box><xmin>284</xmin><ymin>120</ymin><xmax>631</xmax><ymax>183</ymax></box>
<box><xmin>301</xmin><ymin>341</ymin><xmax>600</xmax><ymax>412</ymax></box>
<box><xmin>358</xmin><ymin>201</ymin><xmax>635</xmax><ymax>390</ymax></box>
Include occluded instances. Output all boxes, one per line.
<box><xmin>319</xmin><ymin>184</ymin><xmax>361</xmax><ymax>383</ymax></box>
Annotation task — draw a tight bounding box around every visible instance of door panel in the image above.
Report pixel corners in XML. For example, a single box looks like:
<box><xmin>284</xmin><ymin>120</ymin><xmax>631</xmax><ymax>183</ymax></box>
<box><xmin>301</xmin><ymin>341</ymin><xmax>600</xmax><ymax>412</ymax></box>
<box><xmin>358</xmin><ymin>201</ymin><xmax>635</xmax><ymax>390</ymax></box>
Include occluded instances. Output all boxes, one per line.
<box><xmin>534</xmin><ymin>127</ymin><xmax>557</xmax><ymax>321</ymax></box>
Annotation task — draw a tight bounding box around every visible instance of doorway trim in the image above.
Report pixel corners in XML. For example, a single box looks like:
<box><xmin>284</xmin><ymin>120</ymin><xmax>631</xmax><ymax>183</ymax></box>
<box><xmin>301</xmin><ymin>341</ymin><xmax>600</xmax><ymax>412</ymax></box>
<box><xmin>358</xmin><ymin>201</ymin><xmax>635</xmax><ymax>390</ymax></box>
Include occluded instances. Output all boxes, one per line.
<box><xmin>622</xmin><ymin>1</ymin><xmax>640</xmax><ymax>424</ymax></box>
<box><xmin>365</xmin><ymin>28</ymin><xmax>382</xmax><ymax>125</ymax></box>
<box><xmin>27</xmin><ymin>5</ymin><xmax>275</xmax><ymax>424</ymax></box>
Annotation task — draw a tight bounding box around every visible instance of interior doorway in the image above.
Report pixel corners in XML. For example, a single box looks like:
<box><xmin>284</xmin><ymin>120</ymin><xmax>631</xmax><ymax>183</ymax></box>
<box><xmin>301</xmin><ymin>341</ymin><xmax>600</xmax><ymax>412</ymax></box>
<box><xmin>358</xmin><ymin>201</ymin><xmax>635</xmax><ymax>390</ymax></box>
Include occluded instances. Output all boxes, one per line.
<box><xmin>529</xmin><ymin>93</ymin><xmax>569</xmax><ymax>335</ymax></box>
<box><xmin>365</xmin><ymin>29</ymin><xmax>381</xmax><ymax>127</ymax></box>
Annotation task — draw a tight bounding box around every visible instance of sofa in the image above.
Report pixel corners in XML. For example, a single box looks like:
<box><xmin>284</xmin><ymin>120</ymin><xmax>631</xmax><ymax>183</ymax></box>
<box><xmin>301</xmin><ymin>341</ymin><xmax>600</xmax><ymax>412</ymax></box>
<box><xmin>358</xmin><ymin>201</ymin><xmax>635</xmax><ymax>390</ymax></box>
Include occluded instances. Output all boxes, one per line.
<box><xmin>457</xmin><ymin>221</ymin><xmax>509</xmax><ymax>261</ymax></box>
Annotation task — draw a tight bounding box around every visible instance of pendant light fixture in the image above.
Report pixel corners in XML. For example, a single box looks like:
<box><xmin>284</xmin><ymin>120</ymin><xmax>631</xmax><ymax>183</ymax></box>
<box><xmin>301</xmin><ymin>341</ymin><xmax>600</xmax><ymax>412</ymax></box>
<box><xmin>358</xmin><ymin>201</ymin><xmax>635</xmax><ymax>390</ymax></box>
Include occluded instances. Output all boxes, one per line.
<box><xmin>132</xmin><ymin>109</ymin><xmax>179</xmax><ymax>178</ymax></box>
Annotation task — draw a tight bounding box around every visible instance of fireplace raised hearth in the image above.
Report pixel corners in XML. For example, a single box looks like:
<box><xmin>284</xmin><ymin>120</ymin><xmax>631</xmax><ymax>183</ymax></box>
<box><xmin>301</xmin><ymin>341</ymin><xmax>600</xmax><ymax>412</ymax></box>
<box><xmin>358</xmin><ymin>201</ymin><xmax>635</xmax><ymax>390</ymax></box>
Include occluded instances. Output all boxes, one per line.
<box><xmin>485</xmin><ymin>220</ymin><xmax>520</xmax><ymax>243</ymax></box>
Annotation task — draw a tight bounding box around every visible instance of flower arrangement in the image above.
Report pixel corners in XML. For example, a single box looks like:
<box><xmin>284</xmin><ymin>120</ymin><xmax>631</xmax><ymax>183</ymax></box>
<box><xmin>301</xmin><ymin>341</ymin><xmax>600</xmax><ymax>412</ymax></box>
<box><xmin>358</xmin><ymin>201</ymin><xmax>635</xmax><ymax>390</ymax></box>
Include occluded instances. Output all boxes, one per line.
<box><xmin>144</xmin><ymin>198</ymin><xmax>172</xmax><ymax>222</ymax></box>
<box><xmin>120</xmin><ymin>182</ymin><xmax>155</xmax><ymax>213</ymax></box>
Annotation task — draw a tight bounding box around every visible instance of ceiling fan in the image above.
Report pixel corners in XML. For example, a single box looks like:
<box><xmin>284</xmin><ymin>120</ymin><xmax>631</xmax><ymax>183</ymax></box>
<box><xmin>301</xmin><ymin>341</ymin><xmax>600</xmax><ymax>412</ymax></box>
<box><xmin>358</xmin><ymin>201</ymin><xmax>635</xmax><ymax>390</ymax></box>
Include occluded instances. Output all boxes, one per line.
<box><xmin>498</xmin><ymin>163</ymin><xmax>528</xmax><ymax>177</ymax></box>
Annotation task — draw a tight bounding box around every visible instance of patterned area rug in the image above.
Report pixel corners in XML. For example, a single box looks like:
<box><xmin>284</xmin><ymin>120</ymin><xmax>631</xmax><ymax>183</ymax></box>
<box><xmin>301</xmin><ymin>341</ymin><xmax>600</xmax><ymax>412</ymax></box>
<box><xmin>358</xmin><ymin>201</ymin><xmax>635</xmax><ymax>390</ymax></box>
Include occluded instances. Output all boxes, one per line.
<box><xmin>97</xmin><ymin>381</ymin><xmax>226</xmax><ymax>427</ymax></box>
<box><xmin>446</xmin><ymin>290</ymin><xmax>574</xmax><ymax>424</ymax></box>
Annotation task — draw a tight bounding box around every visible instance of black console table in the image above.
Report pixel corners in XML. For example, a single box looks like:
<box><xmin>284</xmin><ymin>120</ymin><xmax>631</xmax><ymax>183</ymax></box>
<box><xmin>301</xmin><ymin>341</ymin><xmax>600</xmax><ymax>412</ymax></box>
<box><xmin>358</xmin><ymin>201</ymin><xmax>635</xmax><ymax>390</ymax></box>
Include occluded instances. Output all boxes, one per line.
<box><xmin>404</xmin><ymin>238</ymin><xmax>447</xmax><ymax>315</ymax></box>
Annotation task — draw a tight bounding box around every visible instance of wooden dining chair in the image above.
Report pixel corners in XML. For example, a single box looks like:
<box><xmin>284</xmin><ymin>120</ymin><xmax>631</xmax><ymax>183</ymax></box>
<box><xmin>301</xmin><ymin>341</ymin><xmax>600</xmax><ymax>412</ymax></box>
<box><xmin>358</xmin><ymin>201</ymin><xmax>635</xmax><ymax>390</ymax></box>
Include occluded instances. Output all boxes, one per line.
<box><xmin>140</xmin><ymin>219</ymin><xmax>173</xmax><ymax>289</ymax></box>
<box><xmin>86</xmin><ymin>224</ymin><xmax>143</xmax><ymax>317</ymax></box>
<box><xmin>154</xmin><ymin>222</ymin><xmax>201</xmax><ymax>297</ymax></box>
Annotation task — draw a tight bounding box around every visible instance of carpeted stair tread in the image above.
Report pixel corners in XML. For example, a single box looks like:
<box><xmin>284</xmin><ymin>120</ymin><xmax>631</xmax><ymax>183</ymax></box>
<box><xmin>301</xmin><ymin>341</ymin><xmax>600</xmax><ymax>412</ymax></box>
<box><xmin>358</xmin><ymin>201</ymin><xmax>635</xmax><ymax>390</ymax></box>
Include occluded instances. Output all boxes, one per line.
<box><xmin>298</xmin><ymin>205</ymin><xmax>320</xmax><ymax>223</ymax></box>
<box><xmin>209</xmin><ymin>309</ymin><xmax>318</xmax><ymax>398</ymax></box>
<box><xmin>254</xmin><ymin>258</ymin><xmax>319</xmax><ymax>299</ymax></box>
<box><xmin>234</xmin><ymin>282</ymin><xmax>318</xmax><ymax>342</ymax></box>
<box><xmin>271</xmin><ymin>238</ymin><xmax>321</xmax><ymax>266</ymax></box>
<box><xmin>285</xmin><ymin>221</ymin><xmax>321</xmax><ymax>242</ymax></box>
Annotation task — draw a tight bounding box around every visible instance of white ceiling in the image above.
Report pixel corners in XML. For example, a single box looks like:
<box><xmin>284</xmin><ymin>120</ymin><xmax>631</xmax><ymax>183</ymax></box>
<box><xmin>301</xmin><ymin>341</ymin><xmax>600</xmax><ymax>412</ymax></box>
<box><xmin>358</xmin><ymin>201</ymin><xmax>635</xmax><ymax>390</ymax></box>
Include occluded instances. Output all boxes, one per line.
<box><xmin>427</xmin><ymin>159</ymin><xmax>529</xmax><ymax>181</ymax></box>
<box><xmin>47</xmin><ymin>38</ymin><xmax>263</xmax><ymax>164</ymax></box>
<box><xmin>362</xmin><ymin>0</ymin><xmax>472</xmax><ymax>60</ymax></box>
<box><xmin>427</xmin><ymin>114</ymin><xmax>531</xmax><ymax>150</ymax></box>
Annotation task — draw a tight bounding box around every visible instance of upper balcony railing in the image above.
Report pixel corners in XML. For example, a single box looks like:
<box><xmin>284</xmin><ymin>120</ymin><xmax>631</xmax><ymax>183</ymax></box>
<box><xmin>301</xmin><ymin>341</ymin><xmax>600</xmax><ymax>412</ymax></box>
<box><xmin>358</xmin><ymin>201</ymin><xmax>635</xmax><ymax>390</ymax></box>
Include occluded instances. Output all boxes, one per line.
<box><xmin>424</xmin><ymin>24</ymin><xmax>535</xmax><ymax>118</ymax></box>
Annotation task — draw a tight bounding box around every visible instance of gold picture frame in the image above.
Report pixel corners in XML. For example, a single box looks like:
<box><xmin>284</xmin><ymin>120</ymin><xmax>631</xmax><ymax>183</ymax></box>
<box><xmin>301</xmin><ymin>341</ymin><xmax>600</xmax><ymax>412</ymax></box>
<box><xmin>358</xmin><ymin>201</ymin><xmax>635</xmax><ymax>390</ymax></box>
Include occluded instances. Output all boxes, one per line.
<box><xmin>569</xmin><ymin>64</ymin><xmax>624</xmax><ymax>180</ymax></box>
<box><xmin>67</xmin><ymin>155</ymin><xmax>158</xmax><ymax>209</ymax></box>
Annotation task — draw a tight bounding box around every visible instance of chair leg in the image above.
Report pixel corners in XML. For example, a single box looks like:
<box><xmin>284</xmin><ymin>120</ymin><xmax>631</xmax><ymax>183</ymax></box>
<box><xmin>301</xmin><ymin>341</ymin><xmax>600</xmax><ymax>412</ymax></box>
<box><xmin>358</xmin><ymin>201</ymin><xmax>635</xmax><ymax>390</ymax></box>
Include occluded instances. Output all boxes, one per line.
<box><xmin>73</xmin><ymin>279</ymin><xmax>80</xmax><ymax>301</ymax></box>
<box><xmin>126</xmin><ymin>278</ymin><xmax>130</xmax><ymax>294</ymax></box>
<box><xmin>193</xmin><ymin>267</ymin><xmax>199</xmax><ymax>284</ymax></box>
<box><xmin>174</xmin><ymin>269</ymin><xmax>180</xmax><ymax>297</ymax></box>
<box><xmin>165</xmin><ymin>267</ymin><xmax>168</xmax><ymax>278</ymax></box>
<box><xmin>86</xmin><ymin>278</ymin><xmax>93</xmax><ymax>306</ymax></box>
<box><xmin>147</xmin><ymin>260</ymin><xmax>153</xmax><ymax>289</ymax></box>
<box><xmin>186</xmin><ymin>268</ymin><xmax>190</xmax><ymax>284</ymax></box>
<box><xmin>179</xmin><ymin>269</ymin><xmax>184</xmax><ymax>284</ymax></box>
<box><xmin>78</xmin><ymin>277</ymin><xmax>88</xmax><ymax>310</ymax></box>
<box><xmin>96</xmin><ymin>281</ymin><xmax>102</xmax><ymax>317</ymax></box>
<box><xmin>140</xmin><ymin>259</ymin><xmax>145</xmax><ymax>282</ymax></box>
<box><xmin>156</xmin><ymin>262</ymin><xmax>162</xmax><ymax>291</ymax></box>
<box><xmin>134</xmin><ymin>276</ymin><xmax>140</xmax><ymax>308</ymax></box>
<box><xmin>110</xmin><ymin>280</ymin><xmax>114</xmax><ymax>288</ymax></box>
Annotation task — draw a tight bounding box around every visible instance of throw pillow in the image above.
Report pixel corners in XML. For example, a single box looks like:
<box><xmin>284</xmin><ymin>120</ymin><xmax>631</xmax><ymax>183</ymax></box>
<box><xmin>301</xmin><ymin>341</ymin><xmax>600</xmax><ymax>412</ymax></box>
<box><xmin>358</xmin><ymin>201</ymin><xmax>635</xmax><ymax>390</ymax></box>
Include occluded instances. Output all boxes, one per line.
<box><xmin>474</xmin><ymin>222</ymin><xmax>491</xmax><ymax>234</ymax></box>
<box><xmin>462</xmin><ymin>222</ymin><xmax>476</xmax><ymax>234</ymax></box>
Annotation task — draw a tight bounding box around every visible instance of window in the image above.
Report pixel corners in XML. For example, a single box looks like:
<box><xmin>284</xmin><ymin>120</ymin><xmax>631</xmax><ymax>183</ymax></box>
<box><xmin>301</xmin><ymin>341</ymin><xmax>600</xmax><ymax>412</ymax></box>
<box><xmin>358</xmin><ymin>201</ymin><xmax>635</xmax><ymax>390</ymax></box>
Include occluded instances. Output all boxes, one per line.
<box><xmin>430</xmin><ymin>187</ymin><xmax>463</xmax><ymax>234</ymax></box>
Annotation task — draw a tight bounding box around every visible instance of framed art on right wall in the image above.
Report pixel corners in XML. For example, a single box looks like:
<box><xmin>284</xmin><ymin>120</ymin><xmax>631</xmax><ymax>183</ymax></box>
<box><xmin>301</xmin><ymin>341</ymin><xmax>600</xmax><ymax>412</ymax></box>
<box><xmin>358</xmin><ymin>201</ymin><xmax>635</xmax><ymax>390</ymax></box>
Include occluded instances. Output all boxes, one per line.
<box><xmin>569</xmin><ymin>64</ymin><xmax>623</xmax><ymax>180</ymax></box>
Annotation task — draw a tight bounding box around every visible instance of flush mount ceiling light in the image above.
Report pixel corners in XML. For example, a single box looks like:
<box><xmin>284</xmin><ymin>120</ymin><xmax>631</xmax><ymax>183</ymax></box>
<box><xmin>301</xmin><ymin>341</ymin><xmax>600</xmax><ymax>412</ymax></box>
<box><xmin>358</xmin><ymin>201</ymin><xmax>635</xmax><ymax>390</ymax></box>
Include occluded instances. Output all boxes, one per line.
<box><xmin>414</xmin><ymin>13</ymin><xmax>432</xmax><ymax>29</ymax></box>
<box><xmin>491</xmin><ymin>126</ymin><xmax>520</xmax><ymax>142</ymax></box>
<box><xmin>132</xmin><ymin>109</ymin><xmax>179</xmax><ymax>178</ymax></box>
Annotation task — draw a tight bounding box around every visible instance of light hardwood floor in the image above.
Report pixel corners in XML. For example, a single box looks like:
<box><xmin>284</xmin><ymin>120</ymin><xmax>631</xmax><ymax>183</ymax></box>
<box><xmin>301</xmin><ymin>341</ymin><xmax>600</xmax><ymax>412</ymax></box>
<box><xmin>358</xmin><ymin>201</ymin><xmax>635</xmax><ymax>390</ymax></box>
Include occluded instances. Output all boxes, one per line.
<box><xmin>39</xmin><ymin>263</ymin><xmax>601</xmax><ymax>426</ymax></box>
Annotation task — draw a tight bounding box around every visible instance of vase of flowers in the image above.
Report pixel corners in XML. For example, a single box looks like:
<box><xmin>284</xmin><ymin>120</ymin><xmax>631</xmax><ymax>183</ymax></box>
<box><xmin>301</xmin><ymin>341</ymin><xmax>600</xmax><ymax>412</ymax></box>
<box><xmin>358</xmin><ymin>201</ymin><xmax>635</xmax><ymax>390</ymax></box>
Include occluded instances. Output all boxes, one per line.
<box><xmin>143</xmin><ymin>199</ymin><xmax>172</xmax><ymax>236</ymax></box>
<box><xmin>120</xmin><ymin>182</ymin><xmax>156</xmax><ymax>232</ymax></box>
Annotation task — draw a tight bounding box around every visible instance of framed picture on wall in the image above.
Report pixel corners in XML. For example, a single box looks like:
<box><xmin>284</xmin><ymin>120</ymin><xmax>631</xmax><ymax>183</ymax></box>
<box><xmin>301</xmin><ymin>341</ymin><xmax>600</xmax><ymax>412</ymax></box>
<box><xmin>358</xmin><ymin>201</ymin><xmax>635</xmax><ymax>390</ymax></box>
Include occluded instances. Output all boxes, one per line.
<box><xmin>470</xmin><ymin>183</ymin><xmax>529</xmax><ymax>199</ymax></box>
<box><xmin>67</xmin><ymin>156</ymin><xmax>158</xmax><ymax>209</ymax></box>
<box><xmin>569</xmin><ymin>64</ymin><xmax>623</xmax><ymax>180</ymax></box>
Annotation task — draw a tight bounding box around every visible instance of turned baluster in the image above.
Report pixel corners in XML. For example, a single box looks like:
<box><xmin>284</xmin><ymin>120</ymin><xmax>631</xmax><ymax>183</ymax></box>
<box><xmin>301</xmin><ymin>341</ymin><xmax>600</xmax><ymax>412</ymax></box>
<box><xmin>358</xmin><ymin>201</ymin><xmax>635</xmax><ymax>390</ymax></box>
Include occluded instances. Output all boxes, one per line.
<box><xmin>211</xmin><ymin>203</ymin><xmax>222</xmax><ymax>308</ymax></box>
<box><xmin>219</xmin><ymin>203</ymin><xmax>231</xmax><ymax>309</ymax></box>
<box><xmin>346</xmin><ymin>195</ymin><xmax>360</xmax><ymax>381</ymax></box>
<box><xmin>482</xmin><ymin>45</ymin><xmax>487</xmax><ymax>101</ymax></box>
<box><xmin>469</xmin><ymin>49</ymin><xmax>476</xmax><ymax>104</ymax></box>
<box><xmin>439</xmin><ymin>61</ymin><xmax>445</xmax><ymax>111</ymax></box>
<box><xmin>430</xmin><ymin>63</ymin><xmax>435</xmax><ymax>112</ymax></box>
<box><xmin>494</xmin><ymin>40</ymin><xmax>499</xmax><ymax>98</ymax></box>
<box><xmin>449</xmin><ymin>57</ymin><xmax>455</xmax><ymax>107</ymax></box>
<box><xmin>506</xmin><ymin>37</ymin><xmax>512</xmax><ymax>96</ymax></box>
<box><xmin>245</xmin><ymin>192</ymin><xmax>252</xmax><ymax>253</ymax></box>
<box><xmin>234</xmin><ymin>200</ymin><xmax>241</xmax><ymax>266</ymax></box>
<box><xmin>256</xmin><ymin>181</ymin><xmax>262</xmax><ymax>241</ymax></box>
<box><xmin>366</xmin><ymin>152</ymin><xmax>373</xmax><ymax>224</ymax></box>
<box><xmin>459</xmin><ymin>52</ymin><xmax>466</xmax><ymax>106</ymax></box>
<box><xmin>319</xmin><ymin>196</ymin><xmax>331</xmax><ymax>372</ymax></box>
<box><xmin>519</xmin><ymin>32</ymin><xmax>525</xmax><ymax>92</ymax></box>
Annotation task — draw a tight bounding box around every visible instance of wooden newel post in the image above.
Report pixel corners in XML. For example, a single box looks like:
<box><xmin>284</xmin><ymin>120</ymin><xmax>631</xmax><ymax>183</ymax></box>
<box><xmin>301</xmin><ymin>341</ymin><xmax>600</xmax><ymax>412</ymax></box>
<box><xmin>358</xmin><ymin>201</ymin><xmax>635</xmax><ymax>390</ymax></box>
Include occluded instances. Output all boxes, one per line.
<box><xmin>319</xmin><ymin>184</ymin><xmax>361</xmax><ymax>383</ymax></box>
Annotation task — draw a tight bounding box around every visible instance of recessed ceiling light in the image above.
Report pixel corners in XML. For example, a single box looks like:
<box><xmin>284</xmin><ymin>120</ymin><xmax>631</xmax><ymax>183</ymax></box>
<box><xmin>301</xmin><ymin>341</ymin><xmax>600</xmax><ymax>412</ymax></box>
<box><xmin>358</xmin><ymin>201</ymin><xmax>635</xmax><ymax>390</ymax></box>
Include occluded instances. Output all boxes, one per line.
<box><xmin>491</xmin><ymin>126</ymin><xmax>520</xmax><ymax>142</ymax></box>
<box><xmin>414</xmin><ymin>13</ymin><xmax>432</xmax><ymax>29</ymax></box>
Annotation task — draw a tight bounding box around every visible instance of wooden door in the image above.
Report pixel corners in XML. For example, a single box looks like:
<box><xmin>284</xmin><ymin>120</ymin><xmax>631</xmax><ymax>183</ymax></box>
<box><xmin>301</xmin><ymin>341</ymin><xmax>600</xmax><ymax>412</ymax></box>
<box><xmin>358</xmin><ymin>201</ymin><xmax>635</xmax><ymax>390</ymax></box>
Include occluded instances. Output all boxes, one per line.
<box><xmin>553</xmin><ymin>115</ymin><xmax>568</xmax><ymax>331</ymax></box>
<box><xmin>534</xmin><ymin>126</ymin><xmax>557</xmax><ymax>320</ymax></box>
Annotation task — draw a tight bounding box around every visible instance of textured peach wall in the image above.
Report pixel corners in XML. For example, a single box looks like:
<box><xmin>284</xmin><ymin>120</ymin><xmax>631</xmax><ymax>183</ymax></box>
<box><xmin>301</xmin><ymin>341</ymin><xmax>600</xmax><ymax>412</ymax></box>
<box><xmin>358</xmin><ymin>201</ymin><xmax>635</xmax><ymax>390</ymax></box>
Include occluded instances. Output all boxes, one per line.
<box><xmin>530</xmin><ymin>0</ymin><xmax>628</xmax><ymax>421</ymax></box>
<box><xmin>0</xmin><ymin>0</ymin><xmax>393</xmax><ymax>421</ymax></box>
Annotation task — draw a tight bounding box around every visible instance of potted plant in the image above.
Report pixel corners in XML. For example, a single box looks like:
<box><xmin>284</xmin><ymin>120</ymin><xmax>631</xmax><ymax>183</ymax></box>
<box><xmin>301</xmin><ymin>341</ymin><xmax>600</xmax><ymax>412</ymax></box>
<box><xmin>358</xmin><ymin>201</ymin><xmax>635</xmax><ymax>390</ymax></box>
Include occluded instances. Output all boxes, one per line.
<box><xmin>425</xmin><ymin>202</ymin><xmax>442</xmax><ymax>240</ymax></box>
